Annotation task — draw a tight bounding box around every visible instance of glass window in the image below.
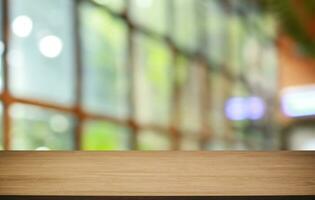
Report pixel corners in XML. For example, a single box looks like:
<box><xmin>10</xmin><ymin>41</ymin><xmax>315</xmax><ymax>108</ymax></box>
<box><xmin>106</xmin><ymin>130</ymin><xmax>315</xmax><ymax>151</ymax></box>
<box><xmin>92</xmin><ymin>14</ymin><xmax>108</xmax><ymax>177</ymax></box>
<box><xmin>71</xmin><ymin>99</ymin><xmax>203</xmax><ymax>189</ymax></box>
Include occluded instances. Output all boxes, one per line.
<box><xmin>225</xmin><ymin>129</ymin><xmax>248</xmax><ymax>150</ymax></box>
<box><xmin>173</xmin><ymin>0</ymin><xmax>199</xmax><ymax>50</ymax></box>
<box><xmin>209</xmin><ymin>72</ymin><xmax>229</xmax><ymax>138</ymax></box>
<box><xmin>260</xmin><ymin>44</ymin><xmax>278</xmax><ymax>94</ymax></box>
<box><xmin>0</xmin><ymin>0</ymin><xmax>4</xmax><ymax>92</ymax></box>
<box><xmin>206</xmin><ymin>0</ymin><xmax>227</xmax><ymax>67</ymax></box>
<box><xmin>230</xmin><ymin>80</ymin><xmax>248</xmax><ymax>97</ymax></box>
<box><xmin>137</xmin><ymin>130</ymin><xmax>172</xmax><ymax>150</ymax></box>
<box><xmin>133</xmin><ymin>32</ymin><xmax>172</xmax><ymax>126</ymax></box>
<box><xmin>226</xmin><ymin>15</ymin><xmax>245</xmax><ymax>77</ymax></box>
<box><xmin>177</xmin><ymin>57</ymin><xmax>204</xmax><ymax>133</ymax></box>
<box><xmin>92</xmin><ymin>0</ymin><xmax>126</xmax><ymax>13</ymax></box>
<box><xmin>242</xmin><ymin>34</ymin><xmax>263</xmax><ymax>86</ymax></box>
<box><xmin>180</xmin><ymin>135</ymin><xmax>200</xmax><ymax>150</ymax></box>
<box><xmin>10</xmin><ymin>104</ymin><xmax>75</xmax><ymax>150</ymax></box>
<box><xmin>80</xmin><ymin>2</ymin><xmax>129</xmax><ymax>119</ymax></box>
<box><xmin>206</xmin><ymin>137</ymin><xmax>227</xmax><ymax>150</ymax></box>
<box><xmin>82</xmin><ymin>120</ymin><xmax>131</xmax><ymax>150</ymax></box>
<box><xmin>130</xmin><ymin>0</ymin><xmax>168</xmax><ymax>35</ymax></box>
<box><xmin>8</xmin><ymin>0</ymin><xmax>76</xmax><ymax>105</ymax></box>
<box><xmin>244</xmin><ymin>128</ymin><xmax>265</xmax><ymax>150</ymax></box>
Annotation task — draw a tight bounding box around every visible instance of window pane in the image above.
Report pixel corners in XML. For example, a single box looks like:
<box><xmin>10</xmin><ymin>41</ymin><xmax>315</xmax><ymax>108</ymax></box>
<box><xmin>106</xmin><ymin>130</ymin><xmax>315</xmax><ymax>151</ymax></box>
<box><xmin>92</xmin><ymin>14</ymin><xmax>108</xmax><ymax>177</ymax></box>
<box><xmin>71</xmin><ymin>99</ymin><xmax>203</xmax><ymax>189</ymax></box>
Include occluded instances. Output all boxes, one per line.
<box><xmin>177</xmin><ymin>57</ymin><xmax>204</xmax><ymax>133</ymax></box>
<box><xmin>8</xmin><ymin>0</ymin><xmax>75</xmax><ymax>105</ymax></box>
<box><xmin>180</xmin><ymin>135</ymin><xmax>200</xmax><ymax>150</ymax></box>
<box><xmin>82</xmin><ymin>120</ymin><xmax>131</xmax><ymax>150</ymax></box>
<box><xmin>0</xmin><ymin>0</ymin><xmax>3</xmax><ymax>92</ymax></box>
<box><xmin>134</xmin><ymin>33</ymin><xmax>172</xmax><ymax>126</ymax></box>
<box><xmin>173</xmin><ymin>0</ymin><xmax>199</xmax><ymax>50</ymax></box>
<box><xmin>10</xmin><ymin>104</ymin><xmax>75</xmax><ymax>150</ymax></box>
<box><xmin>130</xmin><ymin>0</ymin><xmax>168</xmax><ymax>35</ymax></box>
<box><xmin>80</xmin><ymin>2</ymin><xmax>129</xmax><ymax>118</ymax></box>
<box><xmin>226</xmin><ymin>15</ymin><xmax>244</xmax><ymax>77</ymax></box>
<box><xmin>92</xmin><ymin>0</ymin><xmax>126</xmax><ymax>13</ymax></box>
<box><xmin>242</xmin><ymin>34</ymin><xmax>263</xmax><ymax>86</ymax></box>
<box><xmin>206</xmin><ymin>137</ymin><xmax>227</xmax><ymax>150</ymax></box>
<box><xmin>137</xmin><ymin>130</ymin><xmax>172</xmax><ymax>150</ymax></box>
<box><xmin>260</xmin><ymin>44</ymin><xmax>278</xmax><ymax>93</ymax></box>
<box><xmin>206</xmin><ymin>0</ymin><xmax>227</xmax><ymax>67</ymax></box>
<box><xmin>244</xmin><ymin>128</ymin><xmax>265</xmax><ymax>150</ymax></box>
<box><xmin>209</xmin><ymin>73</ymin><xmax>230</xmax><ymax>138</ymax></box>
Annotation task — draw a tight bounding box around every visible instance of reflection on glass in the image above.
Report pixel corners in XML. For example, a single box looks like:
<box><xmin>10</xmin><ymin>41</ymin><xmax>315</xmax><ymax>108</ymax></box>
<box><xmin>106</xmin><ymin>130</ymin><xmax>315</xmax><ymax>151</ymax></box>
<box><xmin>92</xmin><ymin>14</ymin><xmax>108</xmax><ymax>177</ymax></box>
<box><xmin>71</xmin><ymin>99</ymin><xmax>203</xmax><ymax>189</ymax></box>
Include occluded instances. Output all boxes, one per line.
<box><xmin>137</xmin><ymin>130</ymin><xmax>172</xmax><ymax>150</ymax></box>
<box><xmin>82</xmin><ymin>120</ymin><xmax>131</xmax><ymax>150</ymax></box>
<box><xmin>173</xmin><ymin>0</ymin><xmax>198</xmax><ymax>50</ymax></box>
<box><xmin>92</xmin><ymin>0</ymin><xmax>126</xmax><ymax>13</ymax></box>
<box><xmin>80</xmin><ymin>2</ymin><xmax>129</xmax><ymax>118</ymax></box>
<box><xmin>10</xmin><ymin>104</ymin><xmax>75</xmax><ymax>150</ymax></box>
<box><xmin>8</xmin><ymin>0</ymin><xmax>75</xmax><ymax>105</ymax></box>
<box><xmin>130</xmin><ymin>0</ymin><xmax>168</xmax><ymax>35</ymax></box>
<box><xmin>134</xmin><ymin>32</ymin><xmax>172</xmax><ymax>126</ymax></box>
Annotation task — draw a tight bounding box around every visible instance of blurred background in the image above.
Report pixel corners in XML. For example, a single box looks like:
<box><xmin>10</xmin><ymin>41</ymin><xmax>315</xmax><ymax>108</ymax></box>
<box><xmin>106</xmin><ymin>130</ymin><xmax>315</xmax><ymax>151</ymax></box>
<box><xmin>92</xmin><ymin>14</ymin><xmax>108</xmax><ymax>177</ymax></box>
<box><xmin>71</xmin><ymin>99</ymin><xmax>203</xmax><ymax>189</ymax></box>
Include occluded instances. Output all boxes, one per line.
<box><xmin>0</xmin><ymin>0</ymin><xmax>315</xmax><ymax>151</ymax></box>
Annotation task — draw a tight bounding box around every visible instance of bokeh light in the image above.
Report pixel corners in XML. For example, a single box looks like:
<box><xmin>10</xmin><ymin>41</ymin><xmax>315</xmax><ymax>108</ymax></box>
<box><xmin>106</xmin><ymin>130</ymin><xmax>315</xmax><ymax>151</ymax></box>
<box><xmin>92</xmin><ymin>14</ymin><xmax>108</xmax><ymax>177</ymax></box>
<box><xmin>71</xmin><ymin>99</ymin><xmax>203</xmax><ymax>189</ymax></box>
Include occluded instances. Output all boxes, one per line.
<box><xmin>281</xmin><ymin>86</ymin><xmax>315</xmax><ymax>117</ymax></box>
<box><xmin>11</xmin><ymin>15</ymin><xmax>33</xmax><ymax>38</ymax></box>
<box><xmin>38</xmin><ymin>35</ymin><xmax>63</xmax><ymax>58</ymax></box>
<box><xmin>225</xmin><ymin>97</ymin><xmax>266</xmax><ymax>121</ymax></box>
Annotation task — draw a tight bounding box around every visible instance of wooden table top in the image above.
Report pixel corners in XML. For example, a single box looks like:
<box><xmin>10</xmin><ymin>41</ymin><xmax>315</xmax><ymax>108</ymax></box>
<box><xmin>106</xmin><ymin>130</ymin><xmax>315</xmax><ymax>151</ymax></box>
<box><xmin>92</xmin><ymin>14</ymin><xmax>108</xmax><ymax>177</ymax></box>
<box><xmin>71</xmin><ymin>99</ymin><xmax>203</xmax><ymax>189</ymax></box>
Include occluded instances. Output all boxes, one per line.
<box><xmin>0</xmin><ymin>151</ymin><xmax>314</xmax><ymax>196</ymax></box>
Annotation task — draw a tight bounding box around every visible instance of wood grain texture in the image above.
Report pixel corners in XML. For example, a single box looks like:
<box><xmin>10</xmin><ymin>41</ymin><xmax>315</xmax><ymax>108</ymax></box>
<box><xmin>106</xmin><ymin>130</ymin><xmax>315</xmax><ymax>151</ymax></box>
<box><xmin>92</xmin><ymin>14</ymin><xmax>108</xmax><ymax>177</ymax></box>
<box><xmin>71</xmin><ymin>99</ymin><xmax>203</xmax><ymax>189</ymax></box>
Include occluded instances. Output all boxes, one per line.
<box><xmin>1</xmin><ymin>196</ymin><xmax>315</xmax><ymax>200</ymax></box>
<box><xmin>0</xmin><ymin>152</ymin><xmax>314</xmax><ymax>196</ymax></box>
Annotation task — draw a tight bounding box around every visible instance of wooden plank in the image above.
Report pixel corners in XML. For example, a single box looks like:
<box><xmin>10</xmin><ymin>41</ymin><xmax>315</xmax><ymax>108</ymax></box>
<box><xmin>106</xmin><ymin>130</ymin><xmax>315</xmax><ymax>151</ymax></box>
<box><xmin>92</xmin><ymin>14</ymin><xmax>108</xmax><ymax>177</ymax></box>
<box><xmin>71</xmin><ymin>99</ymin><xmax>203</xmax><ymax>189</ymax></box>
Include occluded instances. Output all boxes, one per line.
<box><xmin>1</xmin><ymin>196</ymin><xmax>315</xmax><ymax>200</ymax></box>
<box><xmin>0</xmin><ymin>152</ymin><xmax>314</xmax><ymax>196</ymax></box>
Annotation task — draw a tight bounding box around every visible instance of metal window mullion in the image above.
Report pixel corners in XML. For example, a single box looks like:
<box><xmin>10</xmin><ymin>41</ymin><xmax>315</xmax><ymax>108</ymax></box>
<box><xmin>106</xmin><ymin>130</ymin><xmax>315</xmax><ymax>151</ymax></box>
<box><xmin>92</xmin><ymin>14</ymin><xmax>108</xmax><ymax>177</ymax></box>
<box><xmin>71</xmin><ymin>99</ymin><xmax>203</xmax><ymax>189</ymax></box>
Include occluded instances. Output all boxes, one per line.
<box><xmin>167</xmin><ymin>0</ymin><xmax>181</xmax><ymax>150</ymax></box>
<box><xmin>2</xmin><ymin>0</ymin><xmax>11</xmax><ymax>150</ymax></box>
<box><xmin>73</xmin><ymin>0</ymin><xmax>84</xmax><ymax>150</ymax></box>
<box><xmin>125</xmin><ymin>0</ymin><xmax>139</xmax><ymax>150</ymax></box>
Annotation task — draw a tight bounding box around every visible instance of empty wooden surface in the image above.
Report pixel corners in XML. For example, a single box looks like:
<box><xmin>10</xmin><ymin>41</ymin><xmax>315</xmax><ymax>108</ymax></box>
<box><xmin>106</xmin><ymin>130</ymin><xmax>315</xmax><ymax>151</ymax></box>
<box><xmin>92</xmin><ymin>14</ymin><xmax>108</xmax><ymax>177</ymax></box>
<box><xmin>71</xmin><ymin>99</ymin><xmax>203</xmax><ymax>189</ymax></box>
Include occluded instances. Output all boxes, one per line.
<box><xmin>0</xmin><ymin>152</ymin><xmax>314</xmax><ymax>196</ymax></box>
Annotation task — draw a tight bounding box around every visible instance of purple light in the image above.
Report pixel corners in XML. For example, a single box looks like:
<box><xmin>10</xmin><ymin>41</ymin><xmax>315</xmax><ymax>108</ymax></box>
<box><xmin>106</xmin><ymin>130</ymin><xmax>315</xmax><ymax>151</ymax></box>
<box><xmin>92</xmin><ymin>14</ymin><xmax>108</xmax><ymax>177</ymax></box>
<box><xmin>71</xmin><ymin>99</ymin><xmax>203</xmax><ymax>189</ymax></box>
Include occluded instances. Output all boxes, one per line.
<box><xmin>247</xmin><ymin>97</ymin><xmax>266</xmax><ymax>120</ymax></box>
<box><xmin>225</xmin><ymin>97</ymin><xmax>248</xmax><ymax>121</ymax></box>
<box><xmin>225</xmin><ymin>96</ymin><xmax>266</xmax><ymax>121</ymax></box>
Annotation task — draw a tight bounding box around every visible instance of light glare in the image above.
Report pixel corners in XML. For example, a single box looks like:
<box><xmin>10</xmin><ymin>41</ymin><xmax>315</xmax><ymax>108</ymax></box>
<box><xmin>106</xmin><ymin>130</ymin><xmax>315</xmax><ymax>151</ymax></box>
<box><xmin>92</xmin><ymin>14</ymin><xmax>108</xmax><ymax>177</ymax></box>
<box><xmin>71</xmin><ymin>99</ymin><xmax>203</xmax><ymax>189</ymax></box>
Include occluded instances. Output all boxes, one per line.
<box><xmin>11</xmin><ymin>15</ymin><xmax>33</xmax><ymax>38</ymax></box>
<box><xmin>38</xmin><ymin>35</ymin><xmax>63</xmax><ymax>58</ymax></box>
<box><xmin>281</xmin><ymin>86</ymin><xmax>315</xmax><ymax>117</ymax></box>
<box><xmin>36</xmin><ymin>146</ymin><xmax>50</xmax><ymax>151</ymax></box>
<box><xmin>225</xmin><ymin>96</ymin><xmax>266</xmax><ymax>121</ymax></box>
<box><xmin>0</xmin><ymin>41</ymin><xmax>4</xmax><ymax>55</ymax></box>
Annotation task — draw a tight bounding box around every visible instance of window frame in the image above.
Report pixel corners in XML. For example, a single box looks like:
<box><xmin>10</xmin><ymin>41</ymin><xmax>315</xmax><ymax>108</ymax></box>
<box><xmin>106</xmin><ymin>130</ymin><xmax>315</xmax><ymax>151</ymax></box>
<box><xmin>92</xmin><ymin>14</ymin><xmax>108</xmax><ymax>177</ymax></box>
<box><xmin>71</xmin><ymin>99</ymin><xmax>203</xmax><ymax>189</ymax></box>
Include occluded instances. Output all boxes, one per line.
<box><xmin>0</xmin><ymin>0</ymin><xmax>265</xmax><ymax>150</ymax></box>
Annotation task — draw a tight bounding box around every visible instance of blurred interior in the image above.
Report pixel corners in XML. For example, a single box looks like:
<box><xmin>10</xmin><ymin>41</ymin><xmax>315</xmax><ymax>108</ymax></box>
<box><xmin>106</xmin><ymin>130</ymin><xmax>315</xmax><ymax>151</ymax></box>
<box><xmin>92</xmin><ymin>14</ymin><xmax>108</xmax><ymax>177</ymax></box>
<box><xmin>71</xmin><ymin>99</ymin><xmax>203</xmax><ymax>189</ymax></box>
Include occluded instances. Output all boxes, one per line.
<box><xmin>0</xmin><ymin>0</ymin><xmax>315</xmax><ymax>151</ymax></box>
